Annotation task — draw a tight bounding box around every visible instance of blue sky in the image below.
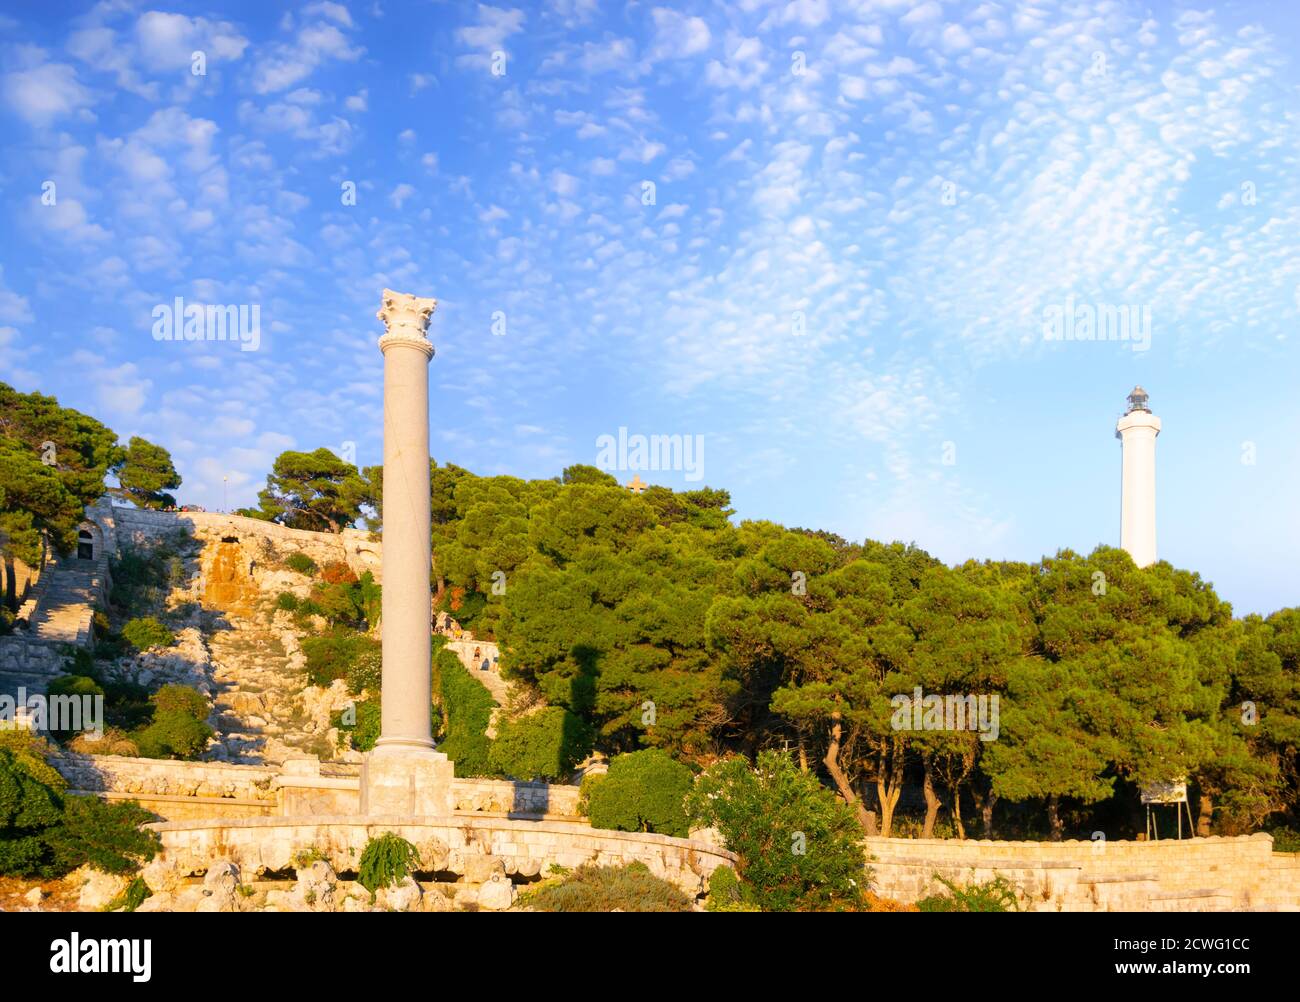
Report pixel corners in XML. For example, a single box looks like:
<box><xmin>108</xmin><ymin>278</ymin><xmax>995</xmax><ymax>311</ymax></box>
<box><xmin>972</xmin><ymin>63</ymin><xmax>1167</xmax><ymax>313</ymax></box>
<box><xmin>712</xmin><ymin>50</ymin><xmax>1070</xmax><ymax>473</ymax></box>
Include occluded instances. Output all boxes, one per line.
<box><xmin>1</xmin><ymin>0</ymin><xmax>1297</xmax><ymax>615</ymax></box>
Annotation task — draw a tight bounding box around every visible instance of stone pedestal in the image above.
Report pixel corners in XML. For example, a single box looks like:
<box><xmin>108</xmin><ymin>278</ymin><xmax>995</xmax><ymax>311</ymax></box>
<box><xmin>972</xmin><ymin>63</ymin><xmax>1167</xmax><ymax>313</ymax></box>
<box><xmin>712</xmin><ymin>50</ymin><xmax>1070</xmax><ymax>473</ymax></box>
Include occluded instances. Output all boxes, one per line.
<box><xmin>362</xmin><ymin>748</ymin><xmax>454</xmax><ymax>816</ymax></box>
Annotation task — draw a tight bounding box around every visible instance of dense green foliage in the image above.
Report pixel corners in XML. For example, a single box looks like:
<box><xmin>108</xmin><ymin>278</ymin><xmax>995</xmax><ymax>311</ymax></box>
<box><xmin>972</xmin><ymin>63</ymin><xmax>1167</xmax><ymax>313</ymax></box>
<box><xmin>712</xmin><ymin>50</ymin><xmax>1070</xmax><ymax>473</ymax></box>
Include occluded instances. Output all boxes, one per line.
<box><xmin>120</xmin><ymin>616</ymin><xmax>175</xmax><ymax>651</ymax></box>
<box><xmin>916</xmin><ymin>873</ymin><xmax>1021</xmax><ymax>912</ymax></box>
<box><xmin>687</xmin><ymin>750</ymin><xmax>868</xmax><ymax>912</ymax></box>
<box><xmin>488</xmin><ymin>707</ymin><xmax>594</xmax><ymax>782</ymax></box>
<box><xmin>243</xmin><ymin>448</ymin><xmax>373</xmax><ymax>532</ymax></box>
<box><xmin>113</xmin><ymin>436</ymin><xmax>181</xmax><ymax>510</ymax></box>
<box><xmin>585</xmin><ymin>749</ymin><xmax>693</xmax><ymax>837</ymax></box>
<box><xmin>284</xmin><ymin>553</ymin><xmax>317</xmax><ymax>575</ymax></box>
<box><xmin>302</xmin><ymin>629</ymin><xmax>380</xmax><ymax>688</ymax></box>
<box><xmin>434</xmin><ymin>648</ymin><xmax>497</xmax><ymax>777</ymax></box>
<box><xmin>357</xmin><ymin>832</ymin><xmax>421</xmax><ymax>899</ymax></box>
<box><xmin>0</xmin><ymin>732</ymin><xmax>159</xmax><ymax>877</ymax></box>
<box><xmin>521</xmin><ymin>861</ymin><xmax>692</xmax><ymax>912</ymax></box>
<box><xmin>0</xmin><ymin>383</ymin><xmax>122</xmax><ymax>564</ymax></box>
<box><xmin>130</xmin><ymin>685</ymin><xmax>212</xmax><ymax>760</ymax></box>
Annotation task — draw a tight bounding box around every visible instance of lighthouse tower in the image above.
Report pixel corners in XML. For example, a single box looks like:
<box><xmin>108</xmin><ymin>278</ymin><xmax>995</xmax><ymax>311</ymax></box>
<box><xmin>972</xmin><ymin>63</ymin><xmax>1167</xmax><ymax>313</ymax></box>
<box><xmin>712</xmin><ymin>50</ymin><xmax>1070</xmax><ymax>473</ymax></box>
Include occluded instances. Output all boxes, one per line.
<box><xmin>1116</xmin><ymin>386</ymin><xmax>1160</xmax><ymax>568</ymax></box>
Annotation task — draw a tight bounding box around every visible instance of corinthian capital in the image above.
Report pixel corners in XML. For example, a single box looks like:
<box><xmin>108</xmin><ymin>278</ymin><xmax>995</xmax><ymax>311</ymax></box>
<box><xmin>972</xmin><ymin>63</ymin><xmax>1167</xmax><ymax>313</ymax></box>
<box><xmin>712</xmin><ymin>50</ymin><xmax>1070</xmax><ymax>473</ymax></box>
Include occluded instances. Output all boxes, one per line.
<box><xmin>377</xmin><ymin>288</ymin><xmax>437</xmax><ymax>357</ymax></box>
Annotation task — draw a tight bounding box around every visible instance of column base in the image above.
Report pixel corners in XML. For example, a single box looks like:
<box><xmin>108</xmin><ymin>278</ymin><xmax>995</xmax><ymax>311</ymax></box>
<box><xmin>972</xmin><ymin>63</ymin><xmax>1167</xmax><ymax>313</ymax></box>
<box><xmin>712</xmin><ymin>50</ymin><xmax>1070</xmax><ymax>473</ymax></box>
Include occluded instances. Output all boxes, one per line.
<box><xmin>361</xmin><ymin>745</ymin><xmax>454</xmax><ymax>817</ymax></box>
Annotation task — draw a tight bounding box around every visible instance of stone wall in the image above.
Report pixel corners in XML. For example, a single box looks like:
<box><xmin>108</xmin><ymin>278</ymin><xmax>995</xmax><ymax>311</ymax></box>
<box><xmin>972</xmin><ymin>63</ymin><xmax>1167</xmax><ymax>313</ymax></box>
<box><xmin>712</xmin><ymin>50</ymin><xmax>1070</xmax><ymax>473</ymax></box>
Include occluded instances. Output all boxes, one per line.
<box><xmin>147</xmin><ymin>815</ymin><xmax>738</xmax><ymax>897</ymax></box>
<box><xmin>54</xmin><ymin>753</ymin><xmax>279</xmax><ymax>821</ymax></box>
<box><xmin>865</xmin><ymin>833</ymin><xmax>1300</xmax><ymax>911</ymax></box>
<box><xmin>55</xmin><ymin>753</ymin><xmax>587</xmax><ymax>823</ymax></box>
<box><xmin>109</xmin><ymin>506</ymin><xmax>381</xmax><ymax>582</ymax></box>
<box><xmin>452</xmin><ymin>778</ymin><xmax>583</xmax><ymax>818</ymax></box>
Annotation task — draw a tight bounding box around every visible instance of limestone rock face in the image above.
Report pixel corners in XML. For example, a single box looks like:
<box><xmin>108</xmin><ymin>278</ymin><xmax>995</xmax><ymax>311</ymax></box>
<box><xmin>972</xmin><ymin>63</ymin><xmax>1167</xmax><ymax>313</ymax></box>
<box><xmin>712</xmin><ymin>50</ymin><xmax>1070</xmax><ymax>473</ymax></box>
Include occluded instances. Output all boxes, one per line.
<box><xmin>461</xmin><ymin>854</ymin><xmax>506</xmax><ymax>884</ymax></box>
<box><xmin>375</xmin><ymin>876</ymin><xmax>423</xmax><ymax>912</ymax></box>
<box><xmin>198</xmin><ymin>860</ymin><xmax>242</xmax><ymax>912</ymax></box>
<box><xmin>293</xmin><ymin>860</ymin><xmax>338</xmax><ymax>912</ymax></box>
<box><xmin>70</xmin><ymin>867</ymin><xmax>129</xmax><ymax>911</ymax></box>
<box><xmin>476</xmin><ymin>874</ymin><xmax>517</xmax><ymax>911</ymax></box>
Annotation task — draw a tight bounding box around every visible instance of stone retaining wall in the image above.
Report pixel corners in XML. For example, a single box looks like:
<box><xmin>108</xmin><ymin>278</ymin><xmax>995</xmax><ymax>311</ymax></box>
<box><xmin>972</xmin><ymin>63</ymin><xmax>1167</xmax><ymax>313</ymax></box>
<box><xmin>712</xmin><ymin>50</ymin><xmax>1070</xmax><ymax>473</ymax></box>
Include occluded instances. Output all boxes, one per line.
<box><xmin>147</xmin><ymin>815</ymin><xmax>737</xmax><ymax>897</ymax></box>
<box><xmin>109</xmin><ymin>507</ymin><xmax>381</xmax><ymax>582</ymax></box>
<box><xmin>54</xmin><ymin>753</ymin><xmax>587</xmax><ymax>823</ymax></box>
<box><xmin>865</xmin><ymin>833</ymin><xmax>1300</xmax><ymax>911</ymax></box>
<box><xmin>452</xmin><ymin>778</ymin><xmax>583</xmax><ymax>817</ymax></box>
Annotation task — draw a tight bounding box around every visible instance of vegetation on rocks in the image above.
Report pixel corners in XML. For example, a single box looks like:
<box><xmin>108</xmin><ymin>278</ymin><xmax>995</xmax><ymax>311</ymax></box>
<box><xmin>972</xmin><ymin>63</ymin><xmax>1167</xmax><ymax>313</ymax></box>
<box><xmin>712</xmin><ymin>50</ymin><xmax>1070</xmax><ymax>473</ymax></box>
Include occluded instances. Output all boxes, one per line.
<box><xmin>357</xmin><ymin>832</ymin><xmax>421</xmax><ymax>899</ymax></box>
<box><xmin>522</xmin><ymin>861</ymin><xmax>692</xmax><ymax>912</ymax></box>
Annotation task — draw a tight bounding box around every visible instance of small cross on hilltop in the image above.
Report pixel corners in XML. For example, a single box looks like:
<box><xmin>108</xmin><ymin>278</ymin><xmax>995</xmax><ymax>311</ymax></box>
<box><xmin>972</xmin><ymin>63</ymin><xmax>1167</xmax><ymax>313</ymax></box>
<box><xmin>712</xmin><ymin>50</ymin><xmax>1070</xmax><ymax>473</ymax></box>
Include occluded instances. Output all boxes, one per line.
<box><xmin>626</xmin><ymin>475</ymin><xmax>648</xmax><ymax>494</ymax></box>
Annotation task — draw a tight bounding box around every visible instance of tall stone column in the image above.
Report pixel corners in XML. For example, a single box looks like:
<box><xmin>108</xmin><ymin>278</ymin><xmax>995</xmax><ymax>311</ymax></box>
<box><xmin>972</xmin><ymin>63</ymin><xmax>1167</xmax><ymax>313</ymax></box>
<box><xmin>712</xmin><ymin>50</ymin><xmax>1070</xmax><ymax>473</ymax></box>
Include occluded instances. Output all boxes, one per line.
<box><xmin>362</xmin><ymin>289</ymin><xmax>454</xmax><ymax>817</ymax></box>
<box><xmin>1116</xmin><ymin>386</ymin><xmax>1160</xmax><ymax>569</ymax></box>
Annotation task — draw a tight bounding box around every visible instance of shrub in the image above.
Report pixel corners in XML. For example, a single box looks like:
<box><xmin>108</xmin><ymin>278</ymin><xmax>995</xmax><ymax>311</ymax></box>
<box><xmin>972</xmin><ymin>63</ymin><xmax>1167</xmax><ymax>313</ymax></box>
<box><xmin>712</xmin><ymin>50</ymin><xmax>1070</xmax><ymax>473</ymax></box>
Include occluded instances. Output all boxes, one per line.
<box><xmin>0</xmin><ymin>744</ymin><xmax>66</xmax><ymax>875</ymax></box>
<box><xmin>285</xmin><ymin>553</ymin><xmax>317</xmax><ymax>575</ymax></box>
<box><xmin>346</xmin><ymin>647</ymin><xmax>383</xmax><ymax>696</ymax></box>
<box><xmin>705</xmin><ymin>865</ymin><xmax>761</xmax><ymax>911</ymax></box>
<box><xmin>522</xmin><ymin>862</ymin><xmax>691</xmax><ymax>912</ymax></box>
<box><xmin>687</xmin><ymin>749</ymin><xmax>867</xmax><ymax>912</ymax></box>
<box><xmin>320</xmin><ymin>560</ymin><xmax>357</xmax><ymax>585</ymax></box>
<box><xmin>121</xmin><ymin>616</ymin><xmax>175</xmax><ymax>651</ymax></box>
<box><xmin>586</xmin><ymin>749</ymin><xmax>693</xmax><ymax>837</ymax></box>
<box><xmin>0</xmin><ymin>735</ymin><xmax>149</xmax><ymax>879</ymax></box>
<box><xmin>46</xmin><ymin>675</ymin><xmax>104</xmax><ymax>740</ymax></box>
<box><xmin>1269</xmin><ymin>826</ymin><xmax>1300</xmax><ymax>853</ymax></box>
<box><xmin>69</xmin><ymin>728</ymin><xmax>140</xmax><ymax>757</ymax></box>
<box><xmin>358</xmin><ymin>832</ymin><xmax>421</xmax><ymax>899</ymax></box>
<box><xmin>106</xmin><ymin>876</ymin><xmax>152</xmax><ymax>912</ymax></box>
<box><xmin>916</xmin><ymin>873</ymin><xmax>1021</xmax><ymax>912</ymax></box>
<box><xmin>302</xmin><ymin>629</ymin><xmax>380</xmax><ymax>688</ymax></box>
<box><xmin>434</xmin><ymin>649</ymin><xmax>496</xmax><ymax>777</ymax></box>
<box><xmin>133</xmin><ymin>711</ymin><xmax>212</xmax><ymax>760</ymax></box>
<box><xmin>488</xmin><ymin>707</ymin><xmax>593</xmax><ymax>783</ymax></box>
<box><xmin>333</xmin><ymin>699</ymin><xmax>381</xmax><ymax>752</ymax></box>
<box><xmin>47</xmin><ymin>674</ymin><xmax>104</xmax><ymax>700</ymax></box>
<box><xmin>42</xmin><ymin>796</ymin><xmax>161</xmax><ymax>875</ymax></box>
<box><xmin>275</xmin><ymin>592</ymin><xmax>300</xmax><ymax>612</ymax></box>
<box><xmin>150</xmin><ymin>684</ymin><xmax>208</xmax><ymax>720</ymax></box>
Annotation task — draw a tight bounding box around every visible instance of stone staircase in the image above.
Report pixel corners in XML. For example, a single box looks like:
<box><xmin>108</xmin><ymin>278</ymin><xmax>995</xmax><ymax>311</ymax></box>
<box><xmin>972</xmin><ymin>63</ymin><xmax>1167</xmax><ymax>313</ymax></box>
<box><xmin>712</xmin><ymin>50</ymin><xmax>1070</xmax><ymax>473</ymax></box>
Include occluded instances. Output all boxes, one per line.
<box><xmin>0</xmin><ymin>557</ymin><xmax>104</xmax><ymax>701</ymax></box>
<box><xmin>27</xmin><ymin>558</ymin><xmax>102</xmax><ymax>645</ymax></box>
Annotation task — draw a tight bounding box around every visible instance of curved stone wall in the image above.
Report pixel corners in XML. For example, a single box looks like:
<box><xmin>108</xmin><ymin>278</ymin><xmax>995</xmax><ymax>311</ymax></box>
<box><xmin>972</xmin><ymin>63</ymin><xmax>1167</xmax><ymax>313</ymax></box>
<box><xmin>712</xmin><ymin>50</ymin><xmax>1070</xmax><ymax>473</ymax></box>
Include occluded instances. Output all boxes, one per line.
<box><xmin>147</xmin><ymin>815</ymin><xmax>738</xmax><ymax>897</ymax></box>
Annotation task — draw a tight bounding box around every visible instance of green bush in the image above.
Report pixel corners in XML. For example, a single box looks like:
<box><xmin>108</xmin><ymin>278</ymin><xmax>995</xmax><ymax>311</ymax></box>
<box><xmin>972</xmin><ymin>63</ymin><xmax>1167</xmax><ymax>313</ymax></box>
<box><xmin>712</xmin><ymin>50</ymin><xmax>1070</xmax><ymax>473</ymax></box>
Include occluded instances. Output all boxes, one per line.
<box><xmin>106</xmin><ymin>876</ymin><xmax>153</xmax><ymax>912</ymax></box>
<box><xmin>275</xmin><ymin>592</ymin><xmax>300</xmax><ymax>612</ymax></box>
<box><xmin>47</xmin><ymin>674</ymin><xmax>104</xmax><ymax>699</ymax></box>
<box><xmin>150</xmin><ymin>684</ymin><xmax>208</xmax><ymax>719</ymax></box>
<box><xmin>285</xmin><ymin>553</ymin><xmax>317</xmax><ymax>575</ymax></box>
<box><xmin>0</xmin><ymin>732</ymin><xmax>158</xmax><ymax>878</ymax></box>
<box><xmin>1269</xmin><ymin>826</ymin><xmax>1300</xmax><ymax>853</ymax></box>
<box><xmin>521</xmin><ymin>862</ymin><xmax>691</xmax><ymax>912</ymax></box>
<box><xmin>704</xmin><ymin>865</ymin><xmax>752</xmax><ymax>911</ymax></box>
<box><xmin>586</xmin><ymin>749</ymin><xmax>693</xmax><ymax>837</ymax></box>
<box><xmin>434</xmin><ymin>649</ymin><xmax>496</xmax><ymax>777</ymax></box>
<box><xmin>333</xmin><ymin>699</ymin><xmax>381</xmax><ymax>752</ymax></box>
<box><xmin>687</xmin><ymin>749</ymin><xmax>867</xmax><ymax>912</ymax></box>
<box><xmin>42</xmin><ymin>796</ymin><xmax>160</xmax><ymax>876</ymax></box>
<box><xmin>916</xmin><ymin>873</ymin><xmax>1021</xmax><ymax>912</ymax></box>
<box><xmin>346</xmin><ymin>646</ymin><xmax>383</xmax><ymax>696</ymax></box>
<box><xmin>488</xmin><ymin>706</ymin><xmax>593</xmax><ymax>782</ymax></box>
<box><xmin>121</xmin><ymin>616</ymin><xmax>175</xmax><ymax>651</ymax></box>
<box><xmin>302</xmin><ymin>629</ymin><xmax>380</xmax><ymax>688</ymax></box>
<box><xmin>358</xmin><ymin>832</ymin><xmax>421</xmax><ymax>900</ymax></box>
<box><xmin>133</xmin><ymin>710</ymin><xmax>212</xmax><ymax>760</ymax></box>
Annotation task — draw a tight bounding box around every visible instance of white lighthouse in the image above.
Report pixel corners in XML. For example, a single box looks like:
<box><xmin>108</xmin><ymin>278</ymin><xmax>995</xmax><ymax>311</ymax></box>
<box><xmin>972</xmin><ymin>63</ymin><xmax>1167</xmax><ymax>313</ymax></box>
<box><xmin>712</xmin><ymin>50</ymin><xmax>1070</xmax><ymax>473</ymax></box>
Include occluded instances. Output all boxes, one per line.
<box><xmin>1116</xmin><ymin>386</ymin><xmax>1160</xmax><ymax>568</ymax></box>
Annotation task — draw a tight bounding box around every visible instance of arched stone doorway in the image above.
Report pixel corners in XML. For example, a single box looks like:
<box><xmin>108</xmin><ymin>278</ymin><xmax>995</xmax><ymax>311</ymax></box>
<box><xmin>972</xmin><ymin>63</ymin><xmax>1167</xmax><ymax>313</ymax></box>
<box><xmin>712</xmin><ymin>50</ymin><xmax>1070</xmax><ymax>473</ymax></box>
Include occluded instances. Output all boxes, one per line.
<box><xmin>76</xmin><ymin>521</ymin><xmax>103</xmax><ymax>561</ymax></box>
